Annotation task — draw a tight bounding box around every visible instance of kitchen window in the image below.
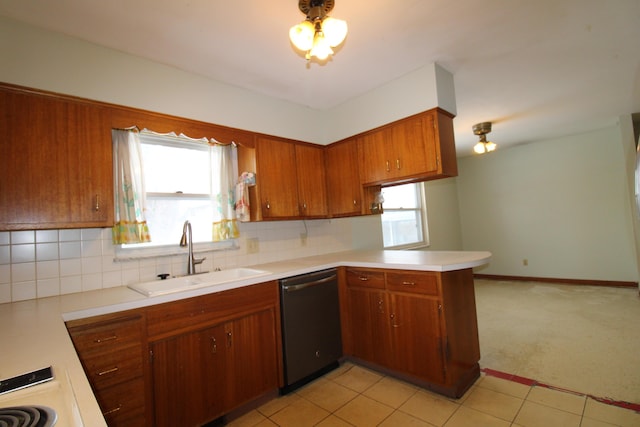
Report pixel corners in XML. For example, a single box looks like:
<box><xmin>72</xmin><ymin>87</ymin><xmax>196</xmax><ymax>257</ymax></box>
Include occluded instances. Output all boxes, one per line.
<box><xmin>116</xmin><ymin>131</ymin><xmax>236</xmax><ymax>258</ymax></box>
<box><xmin>381</xmin><ymin>182</ymin><xmax>428</xmax><ymax>249</ymax></box>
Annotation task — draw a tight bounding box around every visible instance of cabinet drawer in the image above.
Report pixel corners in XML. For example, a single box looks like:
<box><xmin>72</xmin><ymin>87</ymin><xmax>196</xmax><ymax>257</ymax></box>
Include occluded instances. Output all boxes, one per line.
<box><xmin>146</xmin><ymin>281</ymin><xmax>278</xmax><ymax>339</ymax></box>
<box><xmin>386</xmin><ymin>271</ymin><xmax>440</xmax><ymax>295</ymax></box>
<box><xmin>80</xmin><ymin>347</ymin><xmax>143</xmax><ymax>389</ymax></box>
<box><xmin>95</xmin><ymin>378</ymin><xmax>146</xmax><ymax>426</ymax></box>
<box><xmin>68</xmin><ymin>315</ymin><xmax>143</xmax><ymax>355</ymax></box>
<box><xmin>345</xmin><ymin>268</ymin><xmax>385</xmax><ymax>289</ymax></box>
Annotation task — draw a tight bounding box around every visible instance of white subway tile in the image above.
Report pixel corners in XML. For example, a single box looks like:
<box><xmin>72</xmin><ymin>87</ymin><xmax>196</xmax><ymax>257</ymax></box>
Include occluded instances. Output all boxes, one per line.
<box><xmin>59</xmin><ymin>229</ymin><xmax>81</xmax><ymax>242</ymax></box>
<box><xmin>36</xmin><ymin>230</ymin><xmax>59</xmax><ymax>243</ymax></box>
<box><xmin>37</xmin><ymin>260</ymin><xmax>60</xmax><ymax>279</ymax></box>
<box><xmin>81</xmin><ymin>228</ymin><xmax>102</xmax><ymax>242</ymax></box>
<box><xmin>37</xmin><ymin>278</ymin><xmax>60</xmax><ymax>298</ymax></box>
<box><xmin>0</xmin><ymin>265</ymin><xmax>10</xmax><ymax>284</ymax></box>
<box><xmin>0</xmin><ymin>246</ymin><xmax>10</xmax><ymax>265</ymax></box>
<box><xmin>0</xmin><ymin>283</ymin><xmax>10</xmax><ymax>303</ymax></box>
<box><xmin>0</xmin><ymin>232</ymin><xmax>10</xmax><ymax>245</ymax></box>
<box><xmin>60</xmin><ymin>276</ymin><xmax>82</xmax><ymax>295</ymax></box>
<box><xmin>11</xmin><ymin>230</ymin><xmax>35</xmax><ymax>245</ymax></box>
<box><xmin>11</xmin><ymin>244</ymin><xmax>36</xmax><ymax>263</ymax></box>
<box><xmin>60</xmin><ymin>258</ymin><xmax>82</xmax><ymax>277</ymax></box>
<box><xmin>81</xmin><ymin>239</ymin><xmax>102</xmax><ymax>257</ymax></box>
<box><xmin>81</xmin><ymin>256</ymin><xmax>103</xmax><ymax>275</ymax></box>
<box><xmin>36</xmin><ymin>242</ymin><xmax>59</xmax><ymax>261</ymax></box>
<box><xmin>12</xmin><ymin>262</ymin><xmax>36</xmax><ymax>282</ymax></box>
<box><xmin>12</xmin><ymin>281</ymin><xmax>36</xmax><ymax>301</ymax></box>
<box><xmin>81</xmin><ymin>273</ymin><xmax>102</xmax><ymax>291</ymax></box>
<box><xmin>59</xmin><ymin>242</ymin><xmax>82</xmax><ymax>259</ymax></box>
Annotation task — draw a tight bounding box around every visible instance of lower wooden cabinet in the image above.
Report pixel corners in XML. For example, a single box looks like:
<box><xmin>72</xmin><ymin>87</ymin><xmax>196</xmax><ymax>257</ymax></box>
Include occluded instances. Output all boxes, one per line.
<box><xmin>66</xmin><ymin>311</ymin><xmax>148</xmax><ymax>427</ymax></box>
<box><xmin>67</xmin><ymin>281</ymin><xmax>281</xmax><ymax>427</ymax></box>
<box><xmin>150</xmin><ymin>308</ymin><xmax>279</xmax><ymax>427</ymax></box>
<box><xmin>342</xmin><ymin>267</ymin><xmax>480</xmax><ymax>398</ymax></box>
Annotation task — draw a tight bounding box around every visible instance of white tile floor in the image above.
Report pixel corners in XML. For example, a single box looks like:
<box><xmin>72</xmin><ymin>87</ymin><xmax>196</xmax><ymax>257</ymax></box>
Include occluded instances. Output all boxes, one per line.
<box><xmin>228</xmin><ymin>280</ymin><xmax>640</xmax><ymax>426</ymax></box>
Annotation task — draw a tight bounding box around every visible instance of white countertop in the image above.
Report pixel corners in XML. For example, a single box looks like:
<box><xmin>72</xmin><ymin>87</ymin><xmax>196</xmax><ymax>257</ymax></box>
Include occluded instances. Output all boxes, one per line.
<box><xmin>0</xmin><ymin>249</ymin><xmax>490</xmax><ymax>426</ymax></box>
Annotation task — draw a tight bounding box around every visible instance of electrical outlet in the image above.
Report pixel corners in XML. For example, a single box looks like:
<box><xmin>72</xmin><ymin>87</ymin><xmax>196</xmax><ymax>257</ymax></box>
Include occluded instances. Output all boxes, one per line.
<box><xmin>300</xmin><ymin>232</ymin><xmax>307</xmax><ymax>246</ymax></box>
<box><xmin>523</xmin><ymin>259</ymin><xmax>528</xmax><ymax>266</ymax></box>
<box><xmin>247</xmin><ymin>237</ymin><xmax>259</xmax><ymax>254</ymax></box>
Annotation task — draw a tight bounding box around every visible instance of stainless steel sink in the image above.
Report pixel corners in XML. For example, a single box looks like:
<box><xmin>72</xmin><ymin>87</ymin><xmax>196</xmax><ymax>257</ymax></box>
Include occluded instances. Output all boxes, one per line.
<box><xmin>127</xmin><ymin>268</ymin><xmax>271</xmax><ymax>297</ymax></box>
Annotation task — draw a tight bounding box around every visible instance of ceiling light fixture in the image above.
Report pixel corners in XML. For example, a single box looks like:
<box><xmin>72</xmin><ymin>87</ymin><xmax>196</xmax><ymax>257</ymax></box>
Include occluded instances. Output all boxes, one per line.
<box><xmin>289</xmin><ymin>0</ymin><xmax>348</xmax><ymax>61</ymax></box>
<box><xmin>473</xmin><ymin>122</ymin><xmax>497</xmax><ymax>154</ymax></box>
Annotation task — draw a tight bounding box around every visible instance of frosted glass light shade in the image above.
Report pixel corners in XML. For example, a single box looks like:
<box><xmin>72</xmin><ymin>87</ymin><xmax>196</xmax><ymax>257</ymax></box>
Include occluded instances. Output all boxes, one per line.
<box><xmin>321</xmin><ymin>17</ymin><xmax>348</xmax><ymax>47</ymax></box>
<box><xmin>474</xmin><ymin>142</ymin><xmax>486</xmax><ymax>154</ymax></box>
<box><xmin>289</xmin><ymin>20</ymin><xmax>315</xmax><ymax>51</ymax></box>
<box><xmin>485</xmin><ymin>141</ymin><xmax>497</xmax><ymax>152</ymax></box>
<box><xmin>309</xmin><ymin>33</ymin><xmax>333</xmax><ymax>60</ymax></box>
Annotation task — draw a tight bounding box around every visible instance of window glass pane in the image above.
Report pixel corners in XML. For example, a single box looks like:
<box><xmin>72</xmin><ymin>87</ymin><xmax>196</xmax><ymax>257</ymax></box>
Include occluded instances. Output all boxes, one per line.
<box><xmin>141</xmin><ymin>143</ymin><xmax>210</xmax><ymax>194</ymax></box>
<box><xmin>128</xmin><ymin>197</ymin><xmax>214</xmax><ymax>247</ymax></box>
<box><xmin>381</xmin><ymin>209</ymin><xmax>423</xmax><ymax>247</ymax></box>
<box><xmin>382</xmin><ymin>184</ymin><xmax>418</xmax><ymax>208</ymax></box>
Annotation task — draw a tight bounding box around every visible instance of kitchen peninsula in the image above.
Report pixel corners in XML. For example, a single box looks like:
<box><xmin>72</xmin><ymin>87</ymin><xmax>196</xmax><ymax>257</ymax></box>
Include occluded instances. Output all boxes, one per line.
<box><xmin>0</xmin><ymin>250</ymin><xmax>490</xmax><ymax>426</ymax></box>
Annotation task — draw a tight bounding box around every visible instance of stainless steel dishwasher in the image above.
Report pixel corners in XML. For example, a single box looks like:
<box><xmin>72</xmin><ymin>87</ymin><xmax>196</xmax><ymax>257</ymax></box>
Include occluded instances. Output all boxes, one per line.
<box><xmin>279</xmin><ymin>268</ymin><xmax>342</xmax><ymax>393</ymax></box>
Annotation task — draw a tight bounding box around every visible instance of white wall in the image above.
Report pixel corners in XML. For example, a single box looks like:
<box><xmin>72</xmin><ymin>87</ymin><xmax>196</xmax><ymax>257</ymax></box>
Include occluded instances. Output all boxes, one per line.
<box><xmin>424</xmin><ymin>178</ymin><xmax>463</xmax><ymax>250</ymax></box>
<box><xmin>456</xmin><ymin>124</ymin><xmax>638</xmax><ymax>283</ymax></box>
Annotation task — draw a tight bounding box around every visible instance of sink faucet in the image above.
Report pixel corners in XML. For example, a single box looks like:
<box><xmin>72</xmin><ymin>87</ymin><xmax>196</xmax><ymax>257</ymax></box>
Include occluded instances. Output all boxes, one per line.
<box><xmin>179</xmin><ymin>220</ymin><xmax>206</xmax><ymax>275</ymax></box>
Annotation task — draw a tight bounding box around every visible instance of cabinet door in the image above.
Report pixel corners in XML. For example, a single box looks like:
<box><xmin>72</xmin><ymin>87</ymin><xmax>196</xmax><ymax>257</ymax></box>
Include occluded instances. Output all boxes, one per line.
<box><xmin>346</xmin><ymin>287</ymin><xmax>392</xmax><ymax>368</ymax></box>
<box><xmin>390</xmin><ymin>114</ymin><xmax>430</xmax><ymax>178</ymax></box>
<box><xmin>255</xmin><ymin>137</ymin><xmax>299</xmax><ymax>218</ymax></box>
<box><xmin>325</xmin><ymin>139</ymin><xmax>362</xmax><ymax>216</ymax></box>
<box><xmin>224</xmin><ymin>308</ymin><xmax>279</xmax><ymax>411</ymax></box>
<box><xmin>295</xmin><ymin>144</ymin><xmax>328</xmax><ymax>217</ymax></box>
<box><xmin>0</xmin><ymin>88</ymin><xmax>113</xmax><ymax>230</ymax></box>
<box><xmin>358</xmin><ymin>130</ymin><xmax>389</xmax><ymax>185</ymax></box>
<box><xmin>151</xmin><ymin>325</ymin><xmax>226</xmax><ymax>427</ymax></box>
<box><xmin>389</xmin><ymin>293</ymin><xmax>445</xmax><ymax>384</ymax></box>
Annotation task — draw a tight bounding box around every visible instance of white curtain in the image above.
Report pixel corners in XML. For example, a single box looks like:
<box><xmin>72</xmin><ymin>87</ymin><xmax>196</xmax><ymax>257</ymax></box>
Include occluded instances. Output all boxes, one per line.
<box><xmin>210</xmin><ymin>143</ymin><xmax>240</xmax><ymax>241</ymax></box>
<box><xmin>111</xmin><ymin>129</ymin><xmax>151</xmax><ymax>244</ymax></box>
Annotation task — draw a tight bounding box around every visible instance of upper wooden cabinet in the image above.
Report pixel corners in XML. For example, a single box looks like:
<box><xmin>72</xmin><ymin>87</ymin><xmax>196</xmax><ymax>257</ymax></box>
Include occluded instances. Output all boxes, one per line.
<box><xmin>325</xmin><ymin>138</ymin><xmax>362</xmax><ymax>217</ymax></box>
<box><xmin>295</xmin><ymin>143</ymin><xmax>328</xmax><ymax>218</ymax></box>
<box><xmin>0</xmin><ymin>85</ymin><xmax>114</xmax><ymax>230</ymax></box>
<box><xmin>357</xmin><ymin>108</ymin><xmax>457</xmax><ymax>187</ymax></box>
<box><xmin>240</xmin><ymin>136</ymin><xmax>328</xmax><ymax>220</ymax></box>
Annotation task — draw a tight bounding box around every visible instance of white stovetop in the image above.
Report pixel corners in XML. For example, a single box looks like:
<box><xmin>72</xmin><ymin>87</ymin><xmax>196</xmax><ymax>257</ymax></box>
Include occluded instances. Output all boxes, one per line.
<box><xmin>0</xmin><ymin>249</ymin><xmax>490</xmax><ymax>426</ymax></box>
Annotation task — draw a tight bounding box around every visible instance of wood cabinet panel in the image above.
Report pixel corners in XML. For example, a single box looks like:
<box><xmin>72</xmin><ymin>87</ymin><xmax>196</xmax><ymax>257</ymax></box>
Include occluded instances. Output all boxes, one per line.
<box><xmin>386</xmin><ymin>271</ymin><xmax>440</xmax><ymax>296</ymax></box>
<box><xmin>346</xmin><ymin>287</ymin><xmax>391</xmax><ymax>368</ymax></box>
<box><xmin>223</xmin><ymin>308</ymin><xmax>280</xmax><ymax>411</ymax></box>
<box><xmin>342</xmin><ymin>267</ymin><xmax>479</xmax><ymax>397</ymax></box>
<box><xmin>151</xmin><ymin>324</ymin><xmax>226</xmax><ymax>427</ymax></box>
<box><xmin>389</xmin><ymin>293</ymin><xmax>445</xmax><ymax>384</ymax></box>
<box><xmin>255</xmin><ymin>137</ymin><xmax>299</xmax><ymax>219</ymax></box>
<box><xmin>357</xmin><ymin>109</ymin><xmax>457</xmax><ymax>187</ymax></box>
<box><xmin>295</xmin><ymin>143</ymin><xmax>328</xmax><ymax>217</ymax></box>
<box><xmin>325</xmin><ymin>139</ymin><xmax>362</xmax><ymax>217</ymax></box>
<box><xmin>0</xmin><ymin>85</ymin><xmax>113</xmax><ymax>230</ymax></box>
<box><xmin>67</xmin><ymin>311</ymin><xmax>148</xmax><ymax>427</ymax></box>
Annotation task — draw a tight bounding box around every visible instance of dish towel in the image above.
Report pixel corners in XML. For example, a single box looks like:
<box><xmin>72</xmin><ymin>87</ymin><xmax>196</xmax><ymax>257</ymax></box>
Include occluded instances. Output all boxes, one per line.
<box><xmin>235</xmin><ymin>172</ymin><xmax>254</xmax><ymax>222</ymax></box>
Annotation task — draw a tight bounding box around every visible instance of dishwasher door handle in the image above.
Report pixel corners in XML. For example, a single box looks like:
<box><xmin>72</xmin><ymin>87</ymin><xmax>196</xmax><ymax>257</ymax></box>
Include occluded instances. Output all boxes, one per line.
<box><xmin>282</xmin><ymin>274</ymin><xmax>337</xmax><ymax>292</ymax></box>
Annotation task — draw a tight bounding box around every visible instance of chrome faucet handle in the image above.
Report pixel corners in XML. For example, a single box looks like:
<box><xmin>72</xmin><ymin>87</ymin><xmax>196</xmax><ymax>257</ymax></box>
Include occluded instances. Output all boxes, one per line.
<box><xmin>193</xmin><ymin>256</ymin><xmax>206</xmax><ymax>265</ymax></box>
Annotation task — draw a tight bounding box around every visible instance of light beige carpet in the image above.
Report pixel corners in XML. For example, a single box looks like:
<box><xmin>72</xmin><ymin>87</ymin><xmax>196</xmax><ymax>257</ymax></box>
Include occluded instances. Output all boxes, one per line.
<box><xmin>475</xmin><ymin>279</ymin><xmax>640</xmax><ymax>404</ymax></box>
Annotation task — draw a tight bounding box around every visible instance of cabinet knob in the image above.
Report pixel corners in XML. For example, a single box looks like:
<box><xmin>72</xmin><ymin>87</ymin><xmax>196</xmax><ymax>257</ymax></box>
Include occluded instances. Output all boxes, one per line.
<box><xmin>353</xmin><ymin>199</ymin><xmax>357</xmax><ymax>206</ymax></box>
<box><xmin>94</xmin><ymin>194</ymin><xmax>100</xmax><ymax>212</ymax></box>
<box><xmin>385</xmin><ymin>160</ymin><xmax>390</xmax><ymax>172</ymax></box>
<box><xmin>265</xmin><ymin>201</ymin><xmax>271</xmax><ymax>209</ymax></box>
<box><xmin>396</xmin><ymin>159</ymin><xmax>401</xmax><ymax>170</ymax></box>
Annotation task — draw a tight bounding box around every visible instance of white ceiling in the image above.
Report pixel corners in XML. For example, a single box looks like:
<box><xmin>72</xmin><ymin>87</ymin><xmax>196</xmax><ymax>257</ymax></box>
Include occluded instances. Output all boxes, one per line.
<box><xmin>1</xmin><ymin>0</ymin><xmax>639</xmax><ymax>155</ymax></box>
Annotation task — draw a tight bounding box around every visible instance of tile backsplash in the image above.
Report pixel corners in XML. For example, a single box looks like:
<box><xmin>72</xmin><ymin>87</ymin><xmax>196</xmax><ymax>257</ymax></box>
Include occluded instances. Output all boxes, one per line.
<box><xmin>0</xmin><ymin>218</ymin><xmax>358</xmax><ymax>303</ymax></box>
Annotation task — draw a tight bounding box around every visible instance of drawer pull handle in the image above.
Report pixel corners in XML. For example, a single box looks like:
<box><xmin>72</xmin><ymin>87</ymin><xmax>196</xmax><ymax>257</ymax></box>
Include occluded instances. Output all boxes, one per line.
<box><xmin>402</xmin><ymin>281</ymin><xmax>416</xmax><ymax>286</ymax></box>
<box><xmin>103</xmin><ymin>405</ymin><xmax>122</xmax><ymax>416</ymax></box>
<box><xmin>97</xmin><ymin>366</ymin><xmax>119</xmax><ymax>376</ymax></box>
<box><xmin>358</xmin><ymin>276</ymin><xmax>369</xmax><ymax>281</ymax></box>
<box><xmin>95</xmin><ymin>335</ymin><xmax>118</xmax><ymax>343</ymax></box>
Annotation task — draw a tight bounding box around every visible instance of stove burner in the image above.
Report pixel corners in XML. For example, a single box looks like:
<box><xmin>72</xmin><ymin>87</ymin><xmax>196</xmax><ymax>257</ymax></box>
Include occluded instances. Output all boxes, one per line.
<box><xmin>0</xmin><ymin>406</ymin><xmax>56</xmax><ymax>427</ymax></box>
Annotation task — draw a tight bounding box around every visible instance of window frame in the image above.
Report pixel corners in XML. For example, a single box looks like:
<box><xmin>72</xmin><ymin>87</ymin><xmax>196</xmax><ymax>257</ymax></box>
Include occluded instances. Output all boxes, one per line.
<box><xmin>380</xmin><ymin>182</ymin><xmax>429</xmax><ymax>250</ymax></box>
<box><xmin>114</xmin><ymin>132</ymin><xmax>237</xmax><ymax>260</ymax></box>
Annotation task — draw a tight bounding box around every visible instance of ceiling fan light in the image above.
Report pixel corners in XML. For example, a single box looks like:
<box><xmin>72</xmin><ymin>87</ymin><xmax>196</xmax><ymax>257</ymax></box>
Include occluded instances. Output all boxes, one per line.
<box><xmin>289</xmin><ymin>20</ymin><xmax>315</xmax><ymax>51</ymax></box>
<box><xmin>474</xmin><ymin>142</ymin><xmax>487</xmax><ymax>154</ymax></box>
<box><xmin>321</xmin><ymin>17</ymin><xmax>348</xmax><ymax>47</ymax></box>
<box><xmin>309</xmin><ymin>32</ymin><xmax>333</xmax><ymax>60</ymax></box>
